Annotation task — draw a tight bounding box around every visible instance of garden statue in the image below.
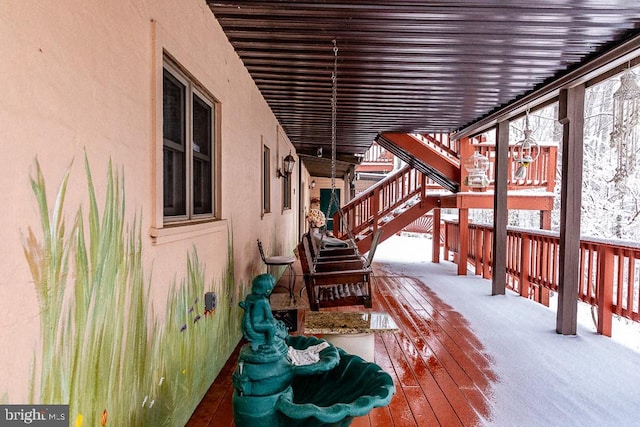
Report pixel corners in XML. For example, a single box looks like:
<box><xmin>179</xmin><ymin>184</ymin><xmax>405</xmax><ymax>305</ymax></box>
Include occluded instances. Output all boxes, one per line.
<box><xmin>238</xmin><ymin>274</ymin><xmax>287</xmax><ymax>352</ymax></box>
<box><xmin>232</xmin><ymin>273</ymin><xmax>395</xmax><ymax>427</ymax></box>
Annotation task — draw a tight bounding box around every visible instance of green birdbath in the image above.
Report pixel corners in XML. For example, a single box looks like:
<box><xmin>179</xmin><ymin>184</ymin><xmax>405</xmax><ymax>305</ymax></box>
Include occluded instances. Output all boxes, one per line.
<box><xmin>232</xmin><ymin>274</ymin><xmax>395</xmax><ymax>427</ymax></box>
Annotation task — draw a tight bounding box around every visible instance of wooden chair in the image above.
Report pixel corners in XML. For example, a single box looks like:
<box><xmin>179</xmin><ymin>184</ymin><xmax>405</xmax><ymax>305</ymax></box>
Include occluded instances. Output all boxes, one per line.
<box><xmin>298</xmin><ymin>237</ymin><xmax>372</xmax><ymax>311</ymax></box>
<box><xmin>306</xmin><ymin>229</ymin><xmax>382</xmax><ymax>268</ymax></box>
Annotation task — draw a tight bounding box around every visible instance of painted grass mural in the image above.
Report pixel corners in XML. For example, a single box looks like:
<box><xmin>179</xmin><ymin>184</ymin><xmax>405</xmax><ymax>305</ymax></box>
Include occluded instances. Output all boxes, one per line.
<box><xmin>21</xmin><ymin>155</ymin><xmax>242</xmax><ymax>426</ymax></box>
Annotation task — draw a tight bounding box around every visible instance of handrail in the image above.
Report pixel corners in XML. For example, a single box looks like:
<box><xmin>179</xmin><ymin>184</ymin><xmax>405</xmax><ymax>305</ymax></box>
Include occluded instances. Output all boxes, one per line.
<box><xmin>335</xmin><ymin>164</ymin><xmax>427</xmax><ymax>238</ymax></box>
<box><xmin>444</xmin><ymin>220</ymin><xmax>640</xmax><ymax>336</ymax></box>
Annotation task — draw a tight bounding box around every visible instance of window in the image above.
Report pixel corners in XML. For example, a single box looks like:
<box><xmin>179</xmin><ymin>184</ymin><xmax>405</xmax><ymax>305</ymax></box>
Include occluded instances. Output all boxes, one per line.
<box><xmin>163</xmin><ymin>61</ymin><xmax>216</xmax><ymax>222</ymax></box>
<box><xmin>262</xmin><ymin>144</ymin><xmax>271</xmax><ymax>215</ymax></box>
<box><xmin>282</xmin><ymin>171</ymin><xmax>292</xmax><ymax>210</ymax></box>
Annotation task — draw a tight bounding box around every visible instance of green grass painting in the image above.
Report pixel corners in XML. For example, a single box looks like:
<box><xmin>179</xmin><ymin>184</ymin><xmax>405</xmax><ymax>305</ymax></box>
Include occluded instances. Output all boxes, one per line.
<box><xmin>20</xmin><ymin>155</ymin><xmax>243</xmax><ymax>426</ymax></box>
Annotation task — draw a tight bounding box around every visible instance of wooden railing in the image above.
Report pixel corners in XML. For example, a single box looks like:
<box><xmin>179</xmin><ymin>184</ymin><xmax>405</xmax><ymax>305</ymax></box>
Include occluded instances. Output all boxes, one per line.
<box><xmin>408</xmin><ymin>133</ymin><xmax>556</xmax><ymax>191</ymax></box>
<box><xmin>361</xmin><ymin>142</ymin><xmax>394</xmax><ymax>164</ymax></box>
<box><xmin>473</xmin><ymin>143</ymin><xmax>557</xmax><ymax>191</ymax></box>
<box><xmin>412</xmin><ymin>133</ymin><xmax>459</xmax><ymax>160</ymax></box>
<box><xmin>377</xmin><ymin>135</ymin><xmax>555</xmax><ymax>192</ymax></box>
<box><xmin>335</xmin><ymin>164</ymin><xmax>428</xmax><ymax>238</ymax></box>
<box><xmin>444</xmin><ymin>221</ymin><xmax>640</xmax><ymax>336</ymax></box>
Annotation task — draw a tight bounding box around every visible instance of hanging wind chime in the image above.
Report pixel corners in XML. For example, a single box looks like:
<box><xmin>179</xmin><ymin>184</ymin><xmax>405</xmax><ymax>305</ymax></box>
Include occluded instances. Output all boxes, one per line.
<box><xmin>513</xmin><ymin>110</ymin><xmax>541</xmax><ymax>180</ymax></box>
<box><xmin>610</xmin><ymin>66</ymin><xmax>640</xmax><ymax>183</ymax></box>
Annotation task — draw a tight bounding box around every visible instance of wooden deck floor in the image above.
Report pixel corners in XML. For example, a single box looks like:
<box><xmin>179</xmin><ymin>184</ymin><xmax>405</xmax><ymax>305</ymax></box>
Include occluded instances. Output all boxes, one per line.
<box><xmin>187</xmin><ymin>268</ymin><xmax>497</xmax><ymax>426</ymax></box>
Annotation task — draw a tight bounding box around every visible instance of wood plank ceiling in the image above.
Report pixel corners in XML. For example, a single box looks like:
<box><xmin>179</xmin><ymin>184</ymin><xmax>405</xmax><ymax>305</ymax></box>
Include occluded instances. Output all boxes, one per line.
<box><xmin>208</xmin><ymin>1</ymin><xmax>640</xmax><ymax>177</ymax></box>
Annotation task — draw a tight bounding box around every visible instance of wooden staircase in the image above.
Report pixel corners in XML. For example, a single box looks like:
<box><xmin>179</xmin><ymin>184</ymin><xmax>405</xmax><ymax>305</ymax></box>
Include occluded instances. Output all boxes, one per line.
<box><xmin>333</xmin><ymin>164</ymin><xmax>447</xmax><ymax>253</ymax></box>
<box><xmin>333</xmin><ymin>132</ymin><xmax>463</xmax><ymax>253</ymax></box>
<box><xmin>333</xmin><ymin>131</ymin><xmax>558</xmax><ymax>255</ymax></box>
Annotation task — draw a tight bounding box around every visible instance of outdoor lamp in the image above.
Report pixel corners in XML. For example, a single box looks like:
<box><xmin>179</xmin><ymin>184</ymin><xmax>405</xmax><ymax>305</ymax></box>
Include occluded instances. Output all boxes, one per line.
<box><xmin>278</xmin><ymin>151</ymin><xmax>296</xmax><ymax>177</ymax></box>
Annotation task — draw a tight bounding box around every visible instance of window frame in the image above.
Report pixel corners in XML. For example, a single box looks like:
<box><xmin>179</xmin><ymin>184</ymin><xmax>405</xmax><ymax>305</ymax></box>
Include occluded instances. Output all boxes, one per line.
<box><xmin>282</xmin><ymin>168</ymin><xmax>292</xmax><ymax>211</ymax></box>
<box><xmin>262</xmin><ymin>143</ymin><xmax>271</xmax><ymax>216</ymax></box>
<box><xmin>162</xmin><ymin>58</ymin><xmax>218</xmax><ymax>225</ymax></box>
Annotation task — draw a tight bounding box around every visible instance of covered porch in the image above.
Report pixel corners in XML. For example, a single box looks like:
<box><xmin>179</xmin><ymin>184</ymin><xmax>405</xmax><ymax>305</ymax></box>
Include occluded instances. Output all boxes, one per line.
<box><xmin>211</xmin><ymin>0</ymin><xmax>640</xmax><ymax>340</ymax></box>
<box><xmin>188</xmin><ymin>235</ymin><xmax>640</xmax><ymax>426</ymax></box>
<box><xmin>5</xmin><ymin>2</ymin><xmax>640</xmax><ymax>426</ymax></box>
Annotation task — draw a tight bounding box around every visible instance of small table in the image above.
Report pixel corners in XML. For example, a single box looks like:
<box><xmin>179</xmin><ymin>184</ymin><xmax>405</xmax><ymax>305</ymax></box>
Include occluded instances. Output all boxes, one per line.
<box><xmin>304</xmin><ymin>311</ymin><xmax>398</xmax><ymax>362</ymax></box>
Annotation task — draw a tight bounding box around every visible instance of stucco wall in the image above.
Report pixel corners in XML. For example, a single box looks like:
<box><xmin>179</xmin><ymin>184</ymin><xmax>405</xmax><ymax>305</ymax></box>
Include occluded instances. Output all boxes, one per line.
<box><xmin>0</xmin><ymin>0</ymin><xmax>299</xmax><ymax>423</ymax></box>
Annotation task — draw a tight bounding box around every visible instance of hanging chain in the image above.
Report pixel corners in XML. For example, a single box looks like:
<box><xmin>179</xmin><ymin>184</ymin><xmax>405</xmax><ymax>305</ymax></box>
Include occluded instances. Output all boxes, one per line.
<box><xmin>324</xmin><ymin>39</ymin><xmax>339</xmax><ymax>225</ymax></box>
<box><xmin>326</xmin><ymin>40</ymin><xmax>356</xmax><ymax>243</ymax></box>
<box><xmin>331</xmin><ymin>39</ymin><xmax>338</xmax><ymax>193</ymax></box>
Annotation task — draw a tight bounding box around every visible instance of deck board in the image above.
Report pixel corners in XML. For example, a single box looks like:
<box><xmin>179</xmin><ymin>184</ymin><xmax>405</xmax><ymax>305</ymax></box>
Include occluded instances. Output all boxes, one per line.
<box><xmin>378</xmin><ymin>276</ymin><xmax>493</xmax><ymax>421</ymax></box>
<box><xmin>187</xmin><ymin>267</ymin><xmax>496</xmax><ymax>426</ymax></box>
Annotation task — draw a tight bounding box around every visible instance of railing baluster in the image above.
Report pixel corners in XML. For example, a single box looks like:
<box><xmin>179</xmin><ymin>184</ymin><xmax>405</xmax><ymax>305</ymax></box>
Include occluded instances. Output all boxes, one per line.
<box><xmin>597</xmin><ymin>246</ymin><xmax>614</xmax><ymax>336</ymax></box>
<box><xmin>611</xmin><ymin>250</ymin><xmax>620</xmax><ymax>317</ymax></box>
<box><xmin>627</xmin><ymin>252</ymin><xmax>634</xmax><ymax>319</ymax></box>
<box><xmin>483</xmin><ymin>227</ymin><xmax>492</xmax><ymax>279</ymax></box>
<box><xmin>617</xmin><ymin>252</ymin><xmax>624</xmax><ymax>316</ymax></box>
<box><xmin>520</xmin><ymin>233</ymin><xmax>531</xmax><ymax>298</ymax></box>
<box><xmin>475</xmin><ymin>227</ymin><xmax>482</xmax><ymax>275</ymax></box>
<box><xmin>536</xmin><ymin>237</ymin><xmax>543</xmax><ymax>298</ymax></box>
<box><xmin>540</xmin><ymin>238</ymin><xmax>550</xmax><ymax>306</ymax></box>
<box><xmin>539</xmin><ymin>237</ymin><xmax>550</xmax><ymax>304</ymax></box>
<box><xmin>579</xmin><ymin>245</ymin><xmax>587</xmax><ymax>302</ymax></box>
<box><xmin>553</xmin><ymin>239</ymin><xmax>560</xmax><ymax>291</ymax></box>
<box><xmin>632</xmin><ymin>254</ymin><xmax>639</xmax><ymax>321</ymax></box>
<box><xmin>444</xmin><ymin>222</ymin><xmax>451</xmax><ymax>261</ymax></box>
<box><xmin>372</xmin><ymin>187</ymin><xmax>379</xmax><ymax>235</ymax></box>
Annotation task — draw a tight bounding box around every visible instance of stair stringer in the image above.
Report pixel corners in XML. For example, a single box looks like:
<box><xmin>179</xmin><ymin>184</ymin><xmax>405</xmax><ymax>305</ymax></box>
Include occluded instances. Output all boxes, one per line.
<box><xmin>376</xmin><ymin>132</ymin><xmax>461</xmax><ymax>193</ymax></box>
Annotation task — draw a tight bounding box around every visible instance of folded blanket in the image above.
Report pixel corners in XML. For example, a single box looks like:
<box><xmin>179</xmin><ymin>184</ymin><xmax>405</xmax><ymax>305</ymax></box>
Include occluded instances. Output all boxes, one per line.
<box><xmin>311</xmin><ymin>231</ymin><xmax>350</xmax><ymax>248</ymax></box>
<box><xmin>287</xmin><ymin>341</ymin><xmax>331</xmax><ymax>366</ymax></box>
<box><xmin>321</xmin><ymin>236</ymin><xmax>350</xmax><ymax>248</ymax></box>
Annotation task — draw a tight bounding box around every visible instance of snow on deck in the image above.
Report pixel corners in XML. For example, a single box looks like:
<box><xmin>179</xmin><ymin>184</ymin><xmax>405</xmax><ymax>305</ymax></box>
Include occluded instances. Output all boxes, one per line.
<box><xmin>375</xmin><ymin>234</ymin><xmax>640</xmax><ymax>426</ymax></box>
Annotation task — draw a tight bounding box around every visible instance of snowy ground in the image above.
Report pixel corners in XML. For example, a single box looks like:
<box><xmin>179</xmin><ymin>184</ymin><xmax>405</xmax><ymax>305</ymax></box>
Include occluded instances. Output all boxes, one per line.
<box><xmin>374</xmin><ymin>233</ymin><xmax>640</xmax><ymax>427</ymax></box>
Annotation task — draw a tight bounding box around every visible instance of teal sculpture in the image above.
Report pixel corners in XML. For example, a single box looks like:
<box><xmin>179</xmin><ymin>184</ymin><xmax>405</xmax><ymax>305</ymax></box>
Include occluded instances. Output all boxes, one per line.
<box><xmin>232</xmin><ymin>273</ymin><xmax>395</xmax><ymax>427</ymax></box>
<box><xmin>239</xmin><ymin>273</ymin><xmax>288</xmax><ymax>352</ymax></box>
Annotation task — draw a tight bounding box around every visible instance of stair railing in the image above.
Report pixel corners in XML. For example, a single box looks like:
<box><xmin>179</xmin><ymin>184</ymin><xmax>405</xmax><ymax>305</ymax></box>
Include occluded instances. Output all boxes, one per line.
<box><xmin>412</xmin><ymin>133</ymin><xmax>460</xmax><ymax>160</ymax></box>
<box><xmin>334</xmin><ymin>165</ymin><xmax>427</xmax><ymax>239</ymax></box>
